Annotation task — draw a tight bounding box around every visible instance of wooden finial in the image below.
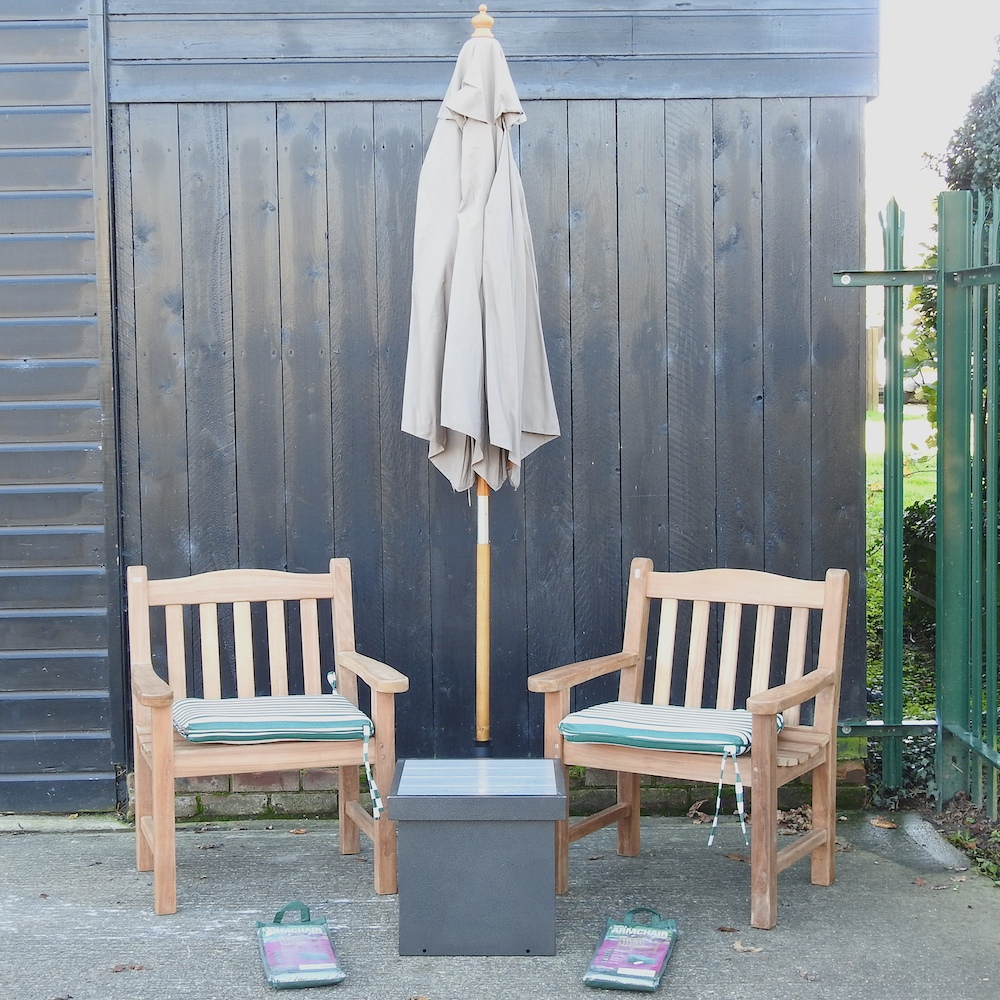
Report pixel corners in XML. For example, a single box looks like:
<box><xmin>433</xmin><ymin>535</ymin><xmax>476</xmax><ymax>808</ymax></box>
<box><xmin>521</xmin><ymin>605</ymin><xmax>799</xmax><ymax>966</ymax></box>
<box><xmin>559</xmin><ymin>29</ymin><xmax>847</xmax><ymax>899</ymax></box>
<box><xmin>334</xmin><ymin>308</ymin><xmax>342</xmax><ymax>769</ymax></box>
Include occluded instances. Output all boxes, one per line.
<box><xmin>471</xmin><ymin>4</ymin><xmax>494</xmax><ymax>37</ymax></box>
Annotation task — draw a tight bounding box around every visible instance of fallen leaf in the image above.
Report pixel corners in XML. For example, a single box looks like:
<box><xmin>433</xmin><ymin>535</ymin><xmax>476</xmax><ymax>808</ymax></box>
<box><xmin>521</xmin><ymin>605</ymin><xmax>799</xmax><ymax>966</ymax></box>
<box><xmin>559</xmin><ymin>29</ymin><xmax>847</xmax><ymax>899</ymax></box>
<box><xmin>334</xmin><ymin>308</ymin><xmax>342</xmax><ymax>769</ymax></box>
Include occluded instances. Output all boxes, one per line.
<box><xmin>798</xmin><ymin>969</ymin><xmax>819</xmax><ymax>982</ymax></box>
<box><xmin>110</xmin><ymin>963</ymin><xmax>146</xmax><ymax>973</ymax></box>
<box><xmin>290</xmin><ymin>828</ymin><xmax>307</xmax><ymax>835</ymax></box>
<box><xmin>951</xmin><ymin>875</ymin><xmax>967</xmax><ymax>883</ymax></box>
<box><xmin>587</xmin><ymin>854</ymin><xmax>605</xmax><ymax>861</ymax></box>
<box><xmin>687</xmin><ymin>799</ymin><xmax>712</xmax><ymax>824</ymax></box>
<box><xmin>913</xmin><ymin>877</ymin><xmax>927</xmax><ymax>886</ymax></box>
<box><xmin>723</xmin><ymin>853</ymin><xmax>748</xmax><ymax>863</ymax></box>
<box><xmin>732</xmin><ymin>940</ymin><xmax>763</xmax><ymax>954</ymax></box>
<box><xmin>67</xmin><ymin>813</ymin><xmax>79</xmax><ymax>820</ymax></box>
<box><xmin>717</xmin><ymin>926</ymin><xmax>738</xmax><ymax>933</ymax></box>
<box><xmin>777</xmin><ymin>805</ymin><xmax>813</xmax><ymax>834</ymax></box>
<box><xmin>870</xmin><ymin>816</ymin><xmax>897</xmax><ymax>830</ymax></box>
<box><xmin>197</xmin><ymin>843</ymin><xmax>222</xmax><ymax>850</ymax></box>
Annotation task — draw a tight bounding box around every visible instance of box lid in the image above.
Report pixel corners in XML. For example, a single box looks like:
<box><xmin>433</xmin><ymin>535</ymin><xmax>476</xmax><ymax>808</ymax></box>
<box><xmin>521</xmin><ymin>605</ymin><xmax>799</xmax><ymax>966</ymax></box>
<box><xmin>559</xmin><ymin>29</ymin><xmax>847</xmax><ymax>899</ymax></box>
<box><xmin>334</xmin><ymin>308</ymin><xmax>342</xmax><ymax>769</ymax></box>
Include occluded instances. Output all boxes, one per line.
<box><xmin>387</xmin><ymin>758</ymin><xmax>567</xmax><ymax>821</ymax></box>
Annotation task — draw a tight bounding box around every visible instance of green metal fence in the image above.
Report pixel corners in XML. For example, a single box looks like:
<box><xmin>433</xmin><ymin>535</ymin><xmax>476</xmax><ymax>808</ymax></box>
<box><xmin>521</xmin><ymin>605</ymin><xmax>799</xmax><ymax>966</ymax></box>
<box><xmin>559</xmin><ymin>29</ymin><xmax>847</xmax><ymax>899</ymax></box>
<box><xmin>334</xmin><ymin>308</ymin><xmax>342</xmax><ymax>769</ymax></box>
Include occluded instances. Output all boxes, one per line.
<box><xmin>836</xmin><ymin>191</ymin><xmax>1000</xmax><ymax>818</ymax></box>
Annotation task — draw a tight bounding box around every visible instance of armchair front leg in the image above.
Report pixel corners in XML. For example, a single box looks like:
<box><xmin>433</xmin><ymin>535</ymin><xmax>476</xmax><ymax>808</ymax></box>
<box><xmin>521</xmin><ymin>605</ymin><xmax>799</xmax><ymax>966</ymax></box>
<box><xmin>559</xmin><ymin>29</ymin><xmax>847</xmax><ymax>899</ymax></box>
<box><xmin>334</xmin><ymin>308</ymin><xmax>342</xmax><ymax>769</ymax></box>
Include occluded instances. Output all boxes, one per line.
<box><xmin>749</xmin><ymin>711</ymin><xmax>779</xmax><ymax>930</ymax></box>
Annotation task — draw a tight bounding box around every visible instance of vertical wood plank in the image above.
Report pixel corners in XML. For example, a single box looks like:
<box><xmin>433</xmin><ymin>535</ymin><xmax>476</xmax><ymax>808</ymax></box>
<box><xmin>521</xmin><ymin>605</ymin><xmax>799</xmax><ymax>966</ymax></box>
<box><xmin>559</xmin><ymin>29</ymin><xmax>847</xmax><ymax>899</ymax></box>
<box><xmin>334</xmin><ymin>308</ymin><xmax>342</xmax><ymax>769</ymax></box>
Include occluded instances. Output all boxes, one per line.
<box><xmin>762</xmin><ymin>97</ymin><xmax>811</xmax><ymax>576</ymax></box>
<box><xmin>567</xmin><ymin>100</ymin><xmax>622</xmax><ymax>708</ymax></box>
<box><xmin>618</xmin><ymin>100</ymin><xmax>668</xmax><ymax>572</ymax></box>
<box><xmin>326</xmin><ymin>101</ymin><xmax>384</xmax><ymax>657</ymax></box>
<box><xmin>374</xmin><ymin>100</ymin><xmax>433</xmax><ymax>757</ymax></box>
<box><xmin>520</xmin><ymin>99</ymin><xmax>574</xmax><ymax>753</ymax></box>
<box><xmin>228</xmin><ymin>102</ymin><xmax>286</xmax><ymax>569</ymax></box>
<box><xmin>299</xmin><ymin>597</ymin><xmax>321</xmax><ymax>694</ymax></box>
<box><xmin>664</xmin><ymin>99</ymin><xmax>716</xmax><ymax>572</ymax></box>
<box><xmin>177</xmin><ymin>102</ymin><xmax>237</xmax><ymax>572</ymax></box>
<box><xmin>618</xmin><ymin>100</ymin><xmax>668</xmax><ymax>705</ymax></box>
<box><xmin>127</xmin><ymin>103</ymin><xmax>190</xmax><ymax>575</ymax></box>
<box><xmin>111</xmin><ymin>104</ymin><xmax>141</xmax><ymax>569</ymax></box>
<box><xmin>164</xmin><ymin>603</ymin><xmax>188</xmax><ymax>696</ymax></box>
<box><xmin>809</xmin><ymin>96</ymin><xmax>866</xmax><ymax>721</ymax></box>
<box><xmin>266</xmin><ymin>598</ymin><xmax>288</xmax><ymax>696</ymax></box>
<box><xmin>232</xmin><ymin>599</ymin><xmax>254</xmax><ymax>696</ymax></box>
<box><xmin>276</xmin><ymin>102</ymin><xmax>333</xmax><ymax>572</ymax></box>
<box><xmin>713</xmin><ymin>98</ymin><xmax>764</xmax><ymax>573</ymax></box>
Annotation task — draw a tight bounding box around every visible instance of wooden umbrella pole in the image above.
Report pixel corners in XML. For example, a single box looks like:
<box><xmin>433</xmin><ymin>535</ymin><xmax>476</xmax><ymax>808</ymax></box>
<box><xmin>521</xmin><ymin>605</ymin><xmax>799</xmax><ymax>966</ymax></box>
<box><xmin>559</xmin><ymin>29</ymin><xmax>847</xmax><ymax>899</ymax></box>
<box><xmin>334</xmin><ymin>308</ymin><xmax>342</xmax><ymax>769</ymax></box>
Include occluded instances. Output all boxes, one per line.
<box><xmin>475</xmin><ymin>474</ymin><xmax>492</xmax><ymax>753</ymax></box>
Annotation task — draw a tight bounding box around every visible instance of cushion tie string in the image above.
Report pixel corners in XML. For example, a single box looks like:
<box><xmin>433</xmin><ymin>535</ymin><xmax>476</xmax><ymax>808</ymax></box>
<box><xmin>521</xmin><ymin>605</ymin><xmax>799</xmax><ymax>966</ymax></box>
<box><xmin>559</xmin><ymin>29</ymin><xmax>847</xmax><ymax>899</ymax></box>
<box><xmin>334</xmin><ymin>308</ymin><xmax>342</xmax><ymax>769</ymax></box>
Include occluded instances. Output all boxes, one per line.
<box><xmin>362</xmin><ymin>723</ymin><xmax>383</xmax><ymax>820</ymax></box>
<box><xmin>328</xmin><ymin>671</ymin><xmax>382</xmax><ymax>820</ymax></box>
<box><xmin>707</xmin><ymin>745</ymin><xmax>749</xmax><ymax>848</ymax></box>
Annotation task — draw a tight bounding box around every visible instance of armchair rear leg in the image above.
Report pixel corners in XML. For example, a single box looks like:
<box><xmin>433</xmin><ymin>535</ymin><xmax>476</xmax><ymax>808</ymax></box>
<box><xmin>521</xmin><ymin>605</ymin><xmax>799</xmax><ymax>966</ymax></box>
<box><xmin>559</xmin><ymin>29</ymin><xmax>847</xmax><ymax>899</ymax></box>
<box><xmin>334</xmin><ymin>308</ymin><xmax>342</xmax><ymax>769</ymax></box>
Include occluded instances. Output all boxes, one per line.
<box><xmin>810</xmin><ymin>754</ymin><xmax>837</xmax><ymax>886</ymax></box>
<box><xmin>617</xmin><ymin>771</ymin><xmax>641</xmax><ymax>857</ymax></box>
<box><xmin>555</xmin><ymin>787</ymin><xmax>569</xmax><ymax>895</ymax></box>
<box><xmin>338</xmin><ymin>765</ymin><xmax>361</xmax><ymax>855</ymax></box>
<box><xmin>134</xmin><ymin>737</ymin><xmax>153</xmax><ymax>872</ymax></box>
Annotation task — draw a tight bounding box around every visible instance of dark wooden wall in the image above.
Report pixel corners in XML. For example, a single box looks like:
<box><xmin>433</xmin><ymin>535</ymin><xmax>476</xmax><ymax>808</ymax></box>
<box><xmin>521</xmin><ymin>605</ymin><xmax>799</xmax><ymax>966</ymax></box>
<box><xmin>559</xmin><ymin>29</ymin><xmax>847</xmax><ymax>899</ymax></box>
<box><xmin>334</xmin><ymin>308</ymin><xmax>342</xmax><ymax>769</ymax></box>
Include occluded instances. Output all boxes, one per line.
<box><xmin>0</xmin><ymin>1</ymin><xmax>121</xmax><ymax>810</ymax></box>
<box><xmin>1</xmin><ymin>1</ymin><xmax>875</xmax><ymax>806</ymax></box>
<box><xmin>109</xmin><ymin>2</ymin><xmax>872</xmax><ymax>760</ymax></box>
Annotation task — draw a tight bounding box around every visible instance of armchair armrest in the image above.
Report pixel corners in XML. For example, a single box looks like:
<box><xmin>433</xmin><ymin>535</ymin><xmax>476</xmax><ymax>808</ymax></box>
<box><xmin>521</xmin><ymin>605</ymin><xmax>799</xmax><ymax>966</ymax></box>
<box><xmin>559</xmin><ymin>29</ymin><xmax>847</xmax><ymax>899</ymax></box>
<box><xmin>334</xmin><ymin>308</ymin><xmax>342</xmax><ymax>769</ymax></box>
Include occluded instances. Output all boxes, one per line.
<box><xmin>746</xmin><ymin>669</ymin><xmax>835</xmax><ymax>716</ymax></box>
<box><xmin>528</xmin><ymin>652</ymin><xmax>639</xmax><ymax>694</ymax></box>
<box><xmin>336</xmin><ymin>650</ymin><xmax>409</xmax><ymax>694</ymax></box>
<box><xmin>130</xmin><ymin>660</ymin><xmax>173</xmax><ymax>708</ymax></box>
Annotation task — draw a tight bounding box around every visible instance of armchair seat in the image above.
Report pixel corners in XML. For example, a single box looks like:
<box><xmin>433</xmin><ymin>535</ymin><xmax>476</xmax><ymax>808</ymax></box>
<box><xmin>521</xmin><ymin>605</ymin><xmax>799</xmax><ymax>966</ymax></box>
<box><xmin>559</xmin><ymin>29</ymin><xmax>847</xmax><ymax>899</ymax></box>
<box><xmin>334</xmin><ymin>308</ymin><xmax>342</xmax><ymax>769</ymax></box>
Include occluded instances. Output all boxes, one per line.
<box><xmin>172</xmin><ymin>694</ymin><xmax>373</xmax><ymax>744</ymax></box>
<box><xmin>559</xmin><ymin>702</ymin><xmax>782</xmax><ymax>755</ymax></box>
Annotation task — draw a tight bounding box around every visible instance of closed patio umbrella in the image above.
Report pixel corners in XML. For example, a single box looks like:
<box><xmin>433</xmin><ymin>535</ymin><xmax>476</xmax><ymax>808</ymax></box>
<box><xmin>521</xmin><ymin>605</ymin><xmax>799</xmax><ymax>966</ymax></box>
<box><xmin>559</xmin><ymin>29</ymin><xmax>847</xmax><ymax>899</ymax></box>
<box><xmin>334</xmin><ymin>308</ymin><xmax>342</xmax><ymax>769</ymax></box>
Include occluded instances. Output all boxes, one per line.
<box><xmin>402</xmin><ymin>5</ymin><xmax>559</xmax><ymax>753</ymax></box>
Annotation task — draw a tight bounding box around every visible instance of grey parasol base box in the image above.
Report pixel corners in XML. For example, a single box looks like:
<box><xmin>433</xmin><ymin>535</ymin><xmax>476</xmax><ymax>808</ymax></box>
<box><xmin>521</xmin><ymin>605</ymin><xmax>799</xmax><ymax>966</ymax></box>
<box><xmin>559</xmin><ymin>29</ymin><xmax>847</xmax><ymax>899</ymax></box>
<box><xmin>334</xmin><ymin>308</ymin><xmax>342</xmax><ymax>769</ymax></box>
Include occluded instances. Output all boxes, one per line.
<box><xmin>387</xmin><ymin>758</ymin><xmax>567</xmax><ymax>956</ymax></box>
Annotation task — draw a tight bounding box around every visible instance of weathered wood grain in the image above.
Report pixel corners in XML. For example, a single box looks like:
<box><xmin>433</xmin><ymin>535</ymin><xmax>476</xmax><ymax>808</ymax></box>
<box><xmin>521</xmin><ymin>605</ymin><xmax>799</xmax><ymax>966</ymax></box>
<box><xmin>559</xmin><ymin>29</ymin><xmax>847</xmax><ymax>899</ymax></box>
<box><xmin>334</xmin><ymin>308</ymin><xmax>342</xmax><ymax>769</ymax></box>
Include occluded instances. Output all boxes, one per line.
<box><xmin>761</xmin><ymin>97</ymin><xmax>812</xmax><ymax>578</ymax></box>
<box><xmin>712</xmin><ymin>98</ymin><xmax>764</xmax><ymax>573</ymax></box>
<box><xmin>126</xmin><ymin>102</ymin><xmax>190</xmax><ymax>576</ymax></box>
<box><xmin>178</xmin><ymin>102</ymin><xmax>237</xmax><ymax>573</ymax></box>
<box><xmin>228</xmin><ymin>102</ymin><xmax>285</xmax><ymax>571</ymax></box>
<box><xmin>664</xmin><ymin>98</ymin><xmax>716</xmax><ymax>574</ymax></box>
<box><xmin>276</xmin><ymin>102</ymin><xmax>334</xmax><ymax>573</ymax></box>
<box><xmin>567</xmin><ymin>99</ymin><xmax>622</xmax><ymax>710</ymax></box>
<box><xmin>519</xmin><ymin>99</ymin><xmax>574</xmax><ymax>754</ymax></box>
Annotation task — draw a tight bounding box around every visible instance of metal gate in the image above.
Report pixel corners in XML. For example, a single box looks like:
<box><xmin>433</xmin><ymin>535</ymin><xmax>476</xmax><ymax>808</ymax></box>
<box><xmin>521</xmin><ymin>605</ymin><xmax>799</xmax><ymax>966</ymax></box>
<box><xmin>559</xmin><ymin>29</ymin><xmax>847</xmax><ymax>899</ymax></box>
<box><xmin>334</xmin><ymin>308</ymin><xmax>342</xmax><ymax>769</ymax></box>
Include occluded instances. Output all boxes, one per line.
<box><xmin>838</xmin><ymin>189</ymin><xmax>1000</xmax><ymax>818</ymax></box>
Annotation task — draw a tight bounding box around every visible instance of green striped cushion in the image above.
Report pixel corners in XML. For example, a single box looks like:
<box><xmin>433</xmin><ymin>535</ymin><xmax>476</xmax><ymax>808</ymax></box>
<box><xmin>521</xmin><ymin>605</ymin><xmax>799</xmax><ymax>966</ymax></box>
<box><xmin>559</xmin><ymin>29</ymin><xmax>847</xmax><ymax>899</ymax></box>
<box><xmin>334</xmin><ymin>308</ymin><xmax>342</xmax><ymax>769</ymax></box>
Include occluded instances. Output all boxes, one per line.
<box><xmin>172</xmin><ymin>694</ymin><xmax>373</xmax><ymax>744</ymax></box>
<box><xmin>559</xmin><ymin>701</ymin><xmax>782</xmax><ymax>755</ymax></box>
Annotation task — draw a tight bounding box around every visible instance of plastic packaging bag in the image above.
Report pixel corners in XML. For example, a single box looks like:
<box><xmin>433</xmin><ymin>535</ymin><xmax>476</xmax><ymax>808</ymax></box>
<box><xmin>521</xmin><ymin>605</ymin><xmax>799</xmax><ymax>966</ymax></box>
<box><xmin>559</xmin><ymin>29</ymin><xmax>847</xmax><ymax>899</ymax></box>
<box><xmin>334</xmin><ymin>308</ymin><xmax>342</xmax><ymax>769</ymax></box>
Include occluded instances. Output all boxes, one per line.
<box><xmin>256</xmin><ymin>901</ymin><xmax>345</xmax><ymax>989</ymax></box>
<box><xmin>583</xmin><ymin>907</ymin><xmax>679</xmax><ymax>992</ymax></box>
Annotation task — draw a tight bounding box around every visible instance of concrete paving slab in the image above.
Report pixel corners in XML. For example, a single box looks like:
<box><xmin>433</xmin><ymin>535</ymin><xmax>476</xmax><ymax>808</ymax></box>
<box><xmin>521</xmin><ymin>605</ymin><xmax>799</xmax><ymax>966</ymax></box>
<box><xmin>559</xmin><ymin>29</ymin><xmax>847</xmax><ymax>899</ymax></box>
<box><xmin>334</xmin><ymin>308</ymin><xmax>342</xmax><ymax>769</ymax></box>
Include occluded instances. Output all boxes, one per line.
<box><xmin>0</xmin><ymin>813</ymin><xmax>995</xmax><ymax>1000</ymax></box>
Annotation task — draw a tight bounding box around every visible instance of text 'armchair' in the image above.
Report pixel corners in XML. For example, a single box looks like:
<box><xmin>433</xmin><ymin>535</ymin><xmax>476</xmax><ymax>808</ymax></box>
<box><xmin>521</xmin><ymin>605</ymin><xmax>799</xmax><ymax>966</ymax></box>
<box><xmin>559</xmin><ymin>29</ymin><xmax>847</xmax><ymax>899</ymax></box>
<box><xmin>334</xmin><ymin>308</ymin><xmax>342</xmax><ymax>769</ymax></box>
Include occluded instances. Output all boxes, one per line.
<box><xmin>528</xmin><ymin>558</ymin><xmax>849</xmax><ymax>929</ymax></box>
<box><xmin>127</xmin><ymin>558</ymin><xmax>408</xmax><ymax>914</ymax></box>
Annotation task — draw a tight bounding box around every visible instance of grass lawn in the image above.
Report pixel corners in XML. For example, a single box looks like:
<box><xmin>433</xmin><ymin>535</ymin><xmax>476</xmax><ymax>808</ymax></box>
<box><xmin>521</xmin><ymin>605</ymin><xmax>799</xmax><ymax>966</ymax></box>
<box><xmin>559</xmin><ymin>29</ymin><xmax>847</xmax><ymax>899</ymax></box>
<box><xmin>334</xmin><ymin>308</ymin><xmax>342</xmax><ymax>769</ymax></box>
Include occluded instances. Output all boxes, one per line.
<box><xmin>865</xmin><ymin>405</ymin><xmax>936</xmax><ymax>506</ymax></box>
<box><xmin>864</xmin><ymin>403</ymin><xmax>937</xmax><ymax>729</ymax></box>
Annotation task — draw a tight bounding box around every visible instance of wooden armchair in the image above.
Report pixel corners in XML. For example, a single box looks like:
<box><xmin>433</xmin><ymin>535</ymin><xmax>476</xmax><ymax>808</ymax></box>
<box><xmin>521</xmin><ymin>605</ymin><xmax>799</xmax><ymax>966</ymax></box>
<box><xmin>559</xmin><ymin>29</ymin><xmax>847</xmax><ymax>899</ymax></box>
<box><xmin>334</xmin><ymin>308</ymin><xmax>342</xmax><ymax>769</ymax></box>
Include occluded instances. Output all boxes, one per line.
<box><xmin>528</xmin><ymin>559</ymin><xmax>849</xmax><ymax>929</ymax></box>
<box><xmin>127</xmin><ymin>557</ymin><xmax>408</xmax><ymax>914</ymax></box>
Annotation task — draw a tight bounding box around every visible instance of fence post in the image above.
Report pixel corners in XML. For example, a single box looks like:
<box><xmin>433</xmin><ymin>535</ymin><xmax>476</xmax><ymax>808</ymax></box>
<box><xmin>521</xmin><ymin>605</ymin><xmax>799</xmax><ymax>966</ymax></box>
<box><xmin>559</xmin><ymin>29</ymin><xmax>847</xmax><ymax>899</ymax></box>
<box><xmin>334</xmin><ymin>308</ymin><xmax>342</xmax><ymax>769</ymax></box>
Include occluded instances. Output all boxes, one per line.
<box><xmin>936</xmin><ymin>190</ymin><xmax>973</xmax><ymax>805</ymax></box>
<box><xmin>880</xmin><ymin>203</ymin><xmax>905</xmax><ymax>788</ymax></box>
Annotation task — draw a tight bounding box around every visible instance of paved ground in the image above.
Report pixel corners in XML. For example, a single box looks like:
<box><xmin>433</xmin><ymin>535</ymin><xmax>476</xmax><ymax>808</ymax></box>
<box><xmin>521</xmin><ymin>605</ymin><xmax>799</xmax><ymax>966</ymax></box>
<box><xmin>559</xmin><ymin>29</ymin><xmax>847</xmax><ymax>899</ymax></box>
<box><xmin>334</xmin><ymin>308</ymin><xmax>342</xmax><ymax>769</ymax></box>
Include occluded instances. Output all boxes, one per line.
<box><xmin>0</xmin><ymin>811</ymin><xmax>995</xmax><ymax>999</ymax></box>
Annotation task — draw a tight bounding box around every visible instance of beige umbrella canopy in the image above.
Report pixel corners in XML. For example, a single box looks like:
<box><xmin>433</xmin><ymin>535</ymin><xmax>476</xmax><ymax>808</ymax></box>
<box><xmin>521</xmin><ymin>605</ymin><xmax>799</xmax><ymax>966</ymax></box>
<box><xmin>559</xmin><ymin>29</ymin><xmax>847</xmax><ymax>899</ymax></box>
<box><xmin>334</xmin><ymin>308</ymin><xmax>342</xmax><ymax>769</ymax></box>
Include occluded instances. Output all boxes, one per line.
<box><xmin>402</xmin><ymin>5</ymin><xmax>560</xmax><ymax>752</ymax></box>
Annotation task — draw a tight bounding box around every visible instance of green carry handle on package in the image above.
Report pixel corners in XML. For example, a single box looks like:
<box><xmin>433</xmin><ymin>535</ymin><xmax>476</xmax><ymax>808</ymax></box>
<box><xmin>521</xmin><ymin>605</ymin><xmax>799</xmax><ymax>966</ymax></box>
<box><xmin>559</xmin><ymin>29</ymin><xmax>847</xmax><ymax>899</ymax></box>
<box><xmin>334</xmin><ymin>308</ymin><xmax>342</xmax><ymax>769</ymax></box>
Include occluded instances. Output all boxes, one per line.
<box><xmin>583</xmin><ymin>907</ymin><xmax>679</xmax><ymax>992</ymax></box>
<box><xmin>256</xmin><ymin>901</ymin><xmax>346</xmax><ymax>989</ymax></box>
